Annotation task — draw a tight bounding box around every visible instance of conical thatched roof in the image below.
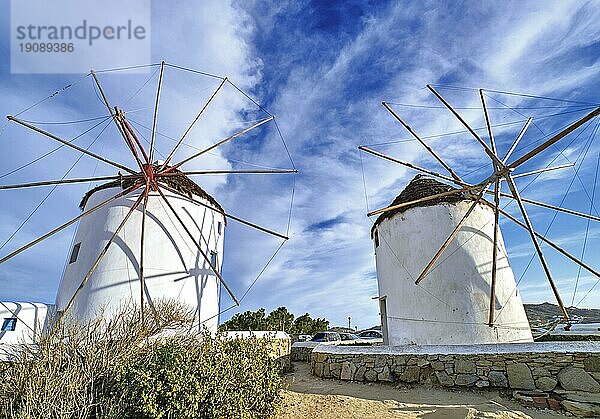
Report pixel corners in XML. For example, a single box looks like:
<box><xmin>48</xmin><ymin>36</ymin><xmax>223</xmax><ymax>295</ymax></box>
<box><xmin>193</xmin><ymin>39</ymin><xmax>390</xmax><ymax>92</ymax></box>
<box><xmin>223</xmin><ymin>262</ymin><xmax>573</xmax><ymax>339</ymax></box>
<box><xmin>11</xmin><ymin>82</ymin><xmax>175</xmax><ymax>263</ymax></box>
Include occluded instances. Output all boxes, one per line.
<box><xmin>372</xmin><ymin>175</ymin><xmax>474</xmax><ymax>233</ymax></box>
<box><xmin>79</xmin><ymin>166</ymin><xmax>224</xmax><ymax>216</ymax></box>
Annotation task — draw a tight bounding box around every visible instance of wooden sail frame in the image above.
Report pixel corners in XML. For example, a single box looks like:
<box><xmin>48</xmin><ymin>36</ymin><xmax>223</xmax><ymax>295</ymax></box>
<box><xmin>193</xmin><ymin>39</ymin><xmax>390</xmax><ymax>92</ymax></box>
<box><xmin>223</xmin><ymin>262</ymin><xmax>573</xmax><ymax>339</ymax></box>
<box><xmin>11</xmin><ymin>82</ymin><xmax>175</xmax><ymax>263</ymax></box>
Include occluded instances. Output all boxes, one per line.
<box><xmin>1</xmin><ymin>62</ymin><xmax>296</xmax><ymax>322</ymax></box>
<box><xmin>362</xmin><ymin>87</ymin><xmax>600</xmax><ymax>325</ymax></box>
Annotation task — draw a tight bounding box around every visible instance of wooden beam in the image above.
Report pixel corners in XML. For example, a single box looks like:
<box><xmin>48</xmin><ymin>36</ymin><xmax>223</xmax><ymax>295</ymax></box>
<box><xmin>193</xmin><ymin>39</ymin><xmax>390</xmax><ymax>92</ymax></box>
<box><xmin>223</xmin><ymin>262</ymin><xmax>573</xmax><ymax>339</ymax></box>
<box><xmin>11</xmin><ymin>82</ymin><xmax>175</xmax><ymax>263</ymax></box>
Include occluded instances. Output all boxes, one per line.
<box><xmin>149</xmin><ymin>61</ymin><xmax>165</xmax><ymax>163</ymax></box>
<box><xmin>162</xmin><ymin>116</ymin><xmax>275</xmax><ymax>173</ymax></box>
<box><xmin>503</xmin><ymin>174</ymin><xmax>569</xmax><ymax>320</ymax></box>
<box><xmin>7</xmin><ymin>116</ymin><xmax>137</xmax><ymax>175</ymax></box>
<box><xmin>0</xmin><ymin>174</ymin><xmax>141</xmax><ymax>190</ymax></box>
<box><xmin>510</xmin><ymin>163</ymin><xmax>575</xmax><ymax>179</ymax></box>
<box><xmin>159</xmin><ymin>183</ymin><xmax>289</xmax><ymax>240</ymax></box>
<box><xmin>367</xmin><ymin>185</ymin><xmax>480</xmax><ymax>217</ymax></box>
<box><xmin>358</xmin><ymin>146</ymin><xmax>466</xmax><ymax>187</ymax></box>
<box><xmin>160</xmin><ymin>77</ymin><xmax>228</xmax><ymax>171</ymax></box>
<box><xmin>382</xmin><ymin>101</ymin><xmax>462</xmax><ymax>183</ymax></box>
<box><xmin>0</xmin><ymin>184</ymin><xmax>141</xmax><ymax>265</ymax></box>
<box><xmin>161</xmin><ymin>169</ymin><xmax>298</xmax><ymax>176</ymax></box>
<box><xmin>503</xmin><ymin>118</ymin><xmax>532</xmax><ymax>164</ymax></box>
<box><xmin>415</xmin><ymin>187</ymin><xmax>487</xmax><ymax>285</ymax></box>
<box><xmin>156</xmin><ymin>187</ymin><xmax>240</xmax><ymax>305</ymax></box>
<box><xmin>427</xmin><ymin>85</ymin><xmax>504</xmax><ymax>168</ymax></box>
<box><xmin>507</xmin><ymin>107</ymin><xmax>600</xmax><ymax>170</ymax></box>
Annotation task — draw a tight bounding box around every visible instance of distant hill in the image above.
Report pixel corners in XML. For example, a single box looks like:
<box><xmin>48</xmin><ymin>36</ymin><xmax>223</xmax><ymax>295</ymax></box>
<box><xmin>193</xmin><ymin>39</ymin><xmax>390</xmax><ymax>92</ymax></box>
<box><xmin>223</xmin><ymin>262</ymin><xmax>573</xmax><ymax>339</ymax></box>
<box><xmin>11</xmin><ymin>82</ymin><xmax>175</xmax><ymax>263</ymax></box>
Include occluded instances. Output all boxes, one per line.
<box><xmin>524</xmin><ymin>302</ymin><xmax>600</xmax><ymax>327</ymax></box>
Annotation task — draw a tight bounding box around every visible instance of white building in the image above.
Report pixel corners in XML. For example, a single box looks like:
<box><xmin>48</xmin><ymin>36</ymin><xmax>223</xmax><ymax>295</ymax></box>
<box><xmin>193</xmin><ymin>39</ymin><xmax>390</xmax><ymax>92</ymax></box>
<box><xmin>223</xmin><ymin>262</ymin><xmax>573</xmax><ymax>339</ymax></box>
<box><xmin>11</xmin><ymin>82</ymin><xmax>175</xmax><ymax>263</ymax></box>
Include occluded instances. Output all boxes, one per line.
<box><xmin>0</xmin><ymin>302</ymin><xmax>54</xmax><ymax>345</ymax></box>
<box><xmin>372</xmin><ymin>175</ymin><xmax>533</xmax><ymax>346</ymax></box>
<box><xmin>54</xmin><ymin>173</ymin><xmax>225</xmax><ymax>333</ymax></box>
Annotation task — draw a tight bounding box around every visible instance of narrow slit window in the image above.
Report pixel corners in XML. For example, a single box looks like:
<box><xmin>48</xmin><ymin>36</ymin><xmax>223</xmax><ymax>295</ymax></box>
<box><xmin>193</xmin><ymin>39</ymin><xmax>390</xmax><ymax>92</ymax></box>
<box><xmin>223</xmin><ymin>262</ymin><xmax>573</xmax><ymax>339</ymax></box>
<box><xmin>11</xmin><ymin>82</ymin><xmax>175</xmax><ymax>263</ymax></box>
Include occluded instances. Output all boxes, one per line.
<box><xmin>1</xmin><ymin>318</ymin><xmax>17</xmax><ymax>332</ymax></box>
<box><xmin>217</xmin><ymin>221</ymin><xmax>222</xmax><ymax>235</ymax></box>
<box><xmin>69</xmin><ymin>242</ymin><xmax>81</xmax><ymax>264</ymax></box>
<box><xmin>210</xmin><ymin>251</ymin><xmax>218</xmax><ymax>271</ymax></box>
<box><xmin>374</xmin><ymin>230</ymin><xmax>380</xmax><ymax>249</ymax></box>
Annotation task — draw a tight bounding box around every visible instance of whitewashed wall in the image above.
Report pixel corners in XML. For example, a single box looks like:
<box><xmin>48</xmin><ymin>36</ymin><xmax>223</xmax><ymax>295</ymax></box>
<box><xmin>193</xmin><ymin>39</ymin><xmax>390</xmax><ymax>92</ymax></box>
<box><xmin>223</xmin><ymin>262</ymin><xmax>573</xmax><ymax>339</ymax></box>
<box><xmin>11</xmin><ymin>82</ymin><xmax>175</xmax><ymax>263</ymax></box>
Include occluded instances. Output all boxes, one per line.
<box><xmin>0</xmin><ymin>302</ymin><xmax>53</xmax><ymax>344</ymax></box>
<box><xmin>373</xmin><ymin>201</ymin><xmax>533</xmax><ymax>345</ymax></box>
<box><xmin>55</xmin><ymin>187</ymin><xmax>225</xmax><ymax>333</ymax></box>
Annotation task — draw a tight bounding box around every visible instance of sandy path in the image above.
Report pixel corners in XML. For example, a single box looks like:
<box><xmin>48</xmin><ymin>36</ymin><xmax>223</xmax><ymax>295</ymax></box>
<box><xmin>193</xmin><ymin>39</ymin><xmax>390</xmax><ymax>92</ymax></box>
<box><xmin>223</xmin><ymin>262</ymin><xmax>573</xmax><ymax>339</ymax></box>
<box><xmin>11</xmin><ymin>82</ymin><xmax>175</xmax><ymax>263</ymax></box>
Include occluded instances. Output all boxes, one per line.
<box><xmin>276</xmin><ymin>362</ymin><xmax>565</xmax><ymax>419</ymax></box>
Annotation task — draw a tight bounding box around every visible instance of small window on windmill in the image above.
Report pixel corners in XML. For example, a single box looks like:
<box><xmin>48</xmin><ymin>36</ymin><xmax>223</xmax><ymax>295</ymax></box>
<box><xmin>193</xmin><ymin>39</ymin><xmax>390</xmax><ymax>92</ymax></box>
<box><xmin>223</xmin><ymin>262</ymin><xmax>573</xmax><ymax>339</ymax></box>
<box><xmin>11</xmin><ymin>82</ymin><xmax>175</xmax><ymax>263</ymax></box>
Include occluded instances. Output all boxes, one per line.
<box><xmin>217</xmin><ymin>221</ymin><xmax>222</xmax><ymax>235</ymax></box>
<box><xmin>374</xmin><ymin>230</ymin><xmax>380</xmax><ymax>249</ymax></box>
<box><xmin>210</xmin><ymin>251</ymin><xmax>218</xmax><ymax>268</ymax></box>
<box><xmin>1</xmin><ymin>318</ymin><xmax>17</xmax><ymax>332</ymax></box>
<box><xmin>69</xmin><ymin>242</ymin><xmax>81</xmax><ymax>264</ymax></box>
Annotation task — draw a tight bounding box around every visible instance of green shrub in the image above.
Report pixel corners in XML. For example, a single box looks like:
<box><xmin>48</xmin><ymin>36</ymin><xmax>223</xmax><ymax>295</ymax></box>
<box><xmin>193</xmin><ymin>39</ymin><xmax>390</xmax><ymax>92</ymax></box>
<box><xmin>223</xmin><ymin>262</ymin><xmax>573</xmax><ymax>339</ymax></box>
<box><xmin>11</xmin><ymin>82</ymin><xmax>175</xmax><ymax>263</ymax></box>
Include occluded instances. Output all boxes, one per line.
<box><xmin>0</xmin><ymin>301</ymin><xmax>284</xmax><ymax>419</ymax></box>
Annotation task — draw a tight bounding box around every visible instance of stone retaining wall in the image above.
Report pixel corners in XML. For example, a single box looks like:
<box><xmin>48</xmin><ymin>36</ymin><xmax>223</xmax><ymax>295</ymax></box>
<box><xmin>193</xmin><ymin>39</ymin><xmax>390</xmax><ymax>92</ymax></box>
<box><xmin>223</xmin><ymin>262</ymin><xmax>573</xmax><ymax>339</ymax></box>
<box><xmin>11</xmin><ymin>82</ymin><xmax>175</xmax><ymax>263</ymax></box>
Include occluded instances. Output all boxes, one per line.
<box><xmin>291</xmin><ymin>341</ymin><xmax>318</xmax><ymax>362</ymax></box>
<box><xmin>311</xmin><ymin>342</ymin><xmax>600</xmax><ymax>416</ymax></box>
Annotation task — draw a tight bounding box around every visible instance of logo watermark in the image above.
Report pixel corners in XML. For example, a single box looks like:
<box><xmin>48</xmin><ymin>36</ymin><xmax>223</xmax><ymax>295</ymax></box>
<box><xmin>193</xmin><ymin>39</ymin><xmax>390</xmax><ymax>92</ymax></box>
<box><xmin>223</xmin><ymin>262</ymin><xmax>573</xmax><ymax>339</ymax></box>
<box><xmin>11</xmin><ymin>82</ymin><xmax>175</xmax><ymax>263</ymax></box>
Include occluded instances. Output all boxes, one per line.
<box><xmin>10</xmin><ymin>0</ymin><xmax>150</xmax><ymax>74</ymax></box>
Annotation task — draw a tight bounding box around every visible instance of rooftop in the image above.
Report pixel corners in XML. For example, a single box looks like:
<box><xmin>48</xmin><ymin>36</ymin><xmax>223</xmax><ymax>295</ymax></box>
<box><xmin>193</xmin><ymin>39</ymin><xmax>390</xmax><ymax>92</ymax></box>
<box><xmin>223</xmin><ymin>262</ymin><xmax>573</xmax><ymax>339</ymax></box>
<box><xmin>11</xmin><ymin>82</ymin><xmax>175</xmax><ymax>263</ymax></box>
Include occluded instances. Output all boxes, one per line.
<box><xmin>372</xmin><ymin>175</ymin><xmax>475</xmax><ymax>232</ymax></box>
<box><xmin>79</xmin><ymin>165</ymin><xmax>224</xmax><ymax>215</ymax></box>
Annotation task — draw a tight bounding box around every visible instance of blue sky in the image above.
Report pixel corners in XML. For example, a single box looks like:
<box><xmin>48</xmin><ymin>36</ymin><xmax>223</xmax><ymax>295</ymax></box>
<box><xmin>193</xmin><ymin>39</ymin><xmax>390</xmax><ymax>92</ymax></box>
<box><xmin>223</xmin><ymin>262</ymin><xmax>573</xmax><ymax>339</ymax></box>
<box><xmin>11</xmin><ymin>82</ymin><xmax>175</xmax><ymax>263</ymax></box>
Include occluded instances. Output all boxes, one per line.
<box><xmin>0</xmin><ymin>1</ymin><xmax>599</xmax><ymax>329</ymax></box>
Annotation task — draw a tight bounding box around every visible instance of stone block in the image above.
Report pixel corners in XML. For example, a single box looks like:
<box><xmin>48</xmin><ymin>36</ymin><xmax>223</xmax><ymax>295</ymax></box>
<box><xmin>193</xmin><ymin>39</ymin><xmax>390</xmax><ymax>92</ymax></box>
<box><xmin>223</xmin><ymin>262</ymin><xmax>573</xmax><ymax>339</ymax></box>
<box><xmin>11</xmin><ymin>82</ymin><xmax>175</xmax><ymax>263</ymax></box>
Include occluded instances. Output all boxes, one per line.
<box><xmin>455</xmin><ymin>374</ymin><xmax>478</xmax><ymax>386</ymax></box>
<box><xmin>400</xmin><ymin>366</ymin><xmax>420</xmax><ymax>383</ymax></box>
<box><xmin>558</xmin><ymin>366</ymin><xmax>600</xmax><ymax>393</ymax></box>
<box><xmin>535</xmin><ymin>376</ymin><xmax>557</xmax><ymax>392</ymax></box>
<box><xmin>340</xmin><ymin>362</ymin><xmax>355</xmax><ymax>380</ymax></box>
<box><xmin>475</xmin><ymin>380</ymin><xmax>489</xmax><ymax>388</ymax></box>
<box><xmin>355</xmin><ymin>365</ymin><xmax>366</xmax><ymax>381</ymax></box>
<box><xmin>507</xmin><ymin>363</ymin><xmax>535</xmax><ymax>390</ymax></box>
<box><xmin>584</xmin><ymin>356</ymin><xmax>600</xmax><ymax>372</ymax></box>
<box><xmin>561</xmin><ymin>400</ymin><xmax>600</xmax><ymax>417</ymax></box>
<box><xmin>364</xmin><ymin>369</ymin><xmax>377</xmax><ymax>382</ymax></box>
<box><xmin>455</xmin><ymin>359</ymin><xmax>476</xmax><ymax>374</ymax></box>
<box><xmin>416</xmin><ymin>359</ymin><xmax>430</xmax><ymax>367</ymax></box>
<box><xmin>431</xmin><ymin>361</ymin><xmax>444</xmax><ymax>371</ymax></box>
<box><xmin>435</xmin><ymin>371</ymin><xmax>454</xmax><ymax>387</ymax></box>
<box><xmin>562</xmin><ymin>391</ymin><xmax>600</xmax><ymax>404</ymax></box>
<box><xmin>378</xmin><ymin>366</ymin><xmax>392</xmax><ymax>382</ymax></box>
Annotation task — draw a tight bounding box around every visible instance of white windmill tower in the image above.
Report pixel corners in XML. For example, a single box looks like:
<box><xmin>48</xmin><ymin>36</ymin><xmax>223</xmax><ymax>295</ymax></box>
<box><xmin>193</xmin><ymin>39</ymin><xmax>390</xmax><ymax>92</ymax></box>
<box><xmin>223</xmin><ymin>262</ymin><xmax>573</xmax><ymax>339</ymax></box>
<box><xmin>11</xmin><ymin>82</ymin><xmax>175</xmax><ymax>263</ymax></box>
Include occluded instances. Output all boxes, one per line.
<box><xmin>0</xmin><ymin>62</ymin><xmax>296</xmax><ymax>336</ymax></box>
<box><xmin>361</xmin><ymin>86</ymin><xmax>600</xmax><ymax>346</ymax></box>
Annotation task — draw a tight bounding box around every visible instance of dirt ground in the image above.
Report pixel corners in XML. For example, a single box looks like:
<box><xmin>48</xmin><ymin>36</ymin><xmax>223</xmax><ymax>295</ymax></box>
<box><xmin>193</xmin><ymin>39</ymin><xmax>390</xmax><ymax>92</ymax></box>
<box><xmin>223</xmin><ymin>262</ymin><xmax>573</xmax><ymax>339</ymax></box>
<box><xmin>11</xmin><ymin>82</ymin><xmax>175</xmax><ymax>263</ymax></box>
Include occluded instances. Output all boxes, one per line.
<box><xmin>276</xmin><ymin>362</ymin><xmax>565</xmax><ymax>419</ymax></box>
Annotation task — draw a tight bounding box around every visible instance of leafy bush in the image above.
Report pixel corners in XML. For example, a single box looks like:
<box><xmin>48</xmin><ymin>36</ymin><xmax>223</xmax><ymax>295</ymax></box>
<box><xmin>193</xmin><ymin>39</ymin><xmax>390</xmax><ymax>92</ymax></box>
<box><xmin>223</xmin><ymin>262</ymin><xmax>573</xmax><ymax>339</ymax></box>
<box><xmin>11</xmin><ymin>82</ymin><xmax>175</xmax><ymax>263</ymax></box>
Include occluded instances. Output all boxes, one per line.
<box><xmin>0</xmin><ymin>301</ymin><xmax>284</xmax><ymax>419</ymax></box>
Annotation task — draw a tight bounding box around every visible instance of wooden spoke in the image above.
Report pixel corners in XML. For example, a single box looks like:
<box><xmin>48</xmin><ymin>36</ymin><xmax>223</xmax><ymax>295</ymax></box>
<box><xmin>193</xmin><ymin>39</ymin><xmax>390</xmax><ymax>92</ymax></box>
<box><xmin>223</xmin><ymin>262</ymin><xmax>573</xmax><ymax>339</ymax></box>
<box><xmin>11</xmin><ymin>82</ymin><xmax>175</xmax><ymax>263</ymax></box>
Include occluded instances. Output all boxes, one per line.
<box><xmin>159</xmin><ymin>183</ymin><xmax>289</xmax><ymax>240</ymax></box>
<box><xmin>480</xmin><ymin>88</ymin><xmax>500</xmax><ymax>326</ymax></box>
<box><xmin>493</xmin><ymin>203</ymin><xmax>600</xmax><ymax>281</ymax></box>
<box><xmin>0</xmin><ymin>184</ymin><xmax>141</xmax><ymax>265</ymax></box>
<box><xmin>156</xmin><ymin>187</ymin><xmax>240</xmax><ymax>305</ymax></box>
<box><xmin>415</xmin><ymin>187</ymin><xmax>487</xmax><ymax>285</ymax></box>
<box><xmin>510</xmin><ymin>163</ymin><xmax>575</xmax><ymax>179</ymax></box>
<box><xmin>382</xmin><ymin>101</ymin><xmax>462</xmax><ymax>182</ymax></box>
<box><xmin>489</xmin><ymin>179</ymin><xmax>501</xmax><ymax>326</ymax></box>
<box><xmin>7</xmin><ymin>116</ymin><xmax>137</xmax><ymax>175</ymax></box>
<box><xmin>0</xmin><ymin>174</ymin><xmax>141</xmax><ymax>190</ymax></box>
<box><xmin>507</xmin><ymin>107</ymin><xmax>600</xmax><ymax>170</ymax></box>
<box><xmin>150</xmin><ymin>61</ymin><xmax>165</xmax><ymax>163</ymax></box>
<box><xmin>160</xmin><ymin>77</ymin><xmax>228</xmax><ymax>171</ymax></box>
<box><xmin>427</xmin><ymin>85</ymin><xmax>504</xmax><ymax>168</ymax></box>
<box><xmin>503</xmin><ymin>118</ymin><xmax>532</xmax><ymax>164</ymax></box>
<box><xmin>115</xmin><ymin>108</ymin><xmax>147</xmax><ymax>172</ymax></box>
<box><xmin>160</xmin><ymin>169</ymin><xmax>298</xmax><ymax>176</ymax></box>
<box><xmin>90</xmin><ymin>70</ymin><xmax>131</xmax><ymax>144</ymax></box>
<box><xmin>358</xmin><ymin>146</ymin><xmax>467</xmax><ymax>187</ymax></box>
<box><xmin>60</xmin><ymin>191</ymin><xmax>146</xmax><ymax>321</ymax></box>
<box><xmin>496</xmin><ymin>191</ymin><xmax>600</xmax><ymax>223</ymax></box>
<box><xmin>367</xmin><ymin>185</ymin><xmax>480</xmax><ymax>217</ymax></box>
<box><xmin>503</xmin><ymin>174</ymin><xmax>569</xmax><ymax>320</ymax></box>
<box><xmin>162</xmin><ymin>116</ymin><xmax>275</xmax><ymax>174</ymax></box>
<box><xmin>139</xmin><ymin>186</ymin><xmax>149</xmax><ymax>323</ymax></box>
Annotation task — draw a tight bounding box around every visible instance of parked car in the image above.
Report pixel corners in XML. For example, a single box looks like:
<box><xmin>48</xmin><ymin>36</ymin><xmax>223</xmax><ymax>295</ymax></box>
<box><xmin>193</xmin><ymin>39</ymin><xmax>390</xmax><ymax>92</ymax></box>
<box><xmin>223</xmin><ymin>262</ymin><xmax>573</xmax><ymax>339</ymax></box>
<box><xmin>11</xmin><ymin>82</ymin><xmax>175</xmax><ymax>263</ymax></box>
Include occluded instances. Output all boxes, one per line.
<box><xmin>297</xmin><ymin>334</ymin><xmax>312</xmax><ymax>342</ymax></box>
<box><xmin>357</xmin><ymin>329</ymin><xmax>383</xmax><ymax>340</ymax></box>
<box><xmin>339</xmin><ymin>332</ymin><xmax>361</xmax><ymax>341</ymax></box>
<box><xmin>310</xmin><ymin>332</ymin><xmax>341</xmax><ymax>342</ymax></box>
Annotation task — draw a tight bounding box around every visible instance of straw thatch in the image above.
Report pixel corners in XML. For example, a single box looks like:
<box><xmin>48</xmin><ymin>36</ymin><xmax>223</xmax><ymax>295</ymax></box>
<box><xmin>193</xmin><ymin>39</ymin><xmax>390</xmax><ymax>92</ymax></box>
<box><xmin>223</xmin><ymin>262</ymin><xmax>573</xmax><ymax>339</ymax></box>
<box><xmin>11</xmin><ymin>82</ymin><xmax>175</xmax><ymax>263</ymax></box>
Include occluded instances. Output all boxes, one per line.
<box><xmin>372</xmin><ymin>175</ymin><xmax>475</xmax><ymax>233</ymax></box>
<box><xmin>79</xmin><ymin>166</ymin><xmax>224</xmax><ymax>216</ymax></box>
